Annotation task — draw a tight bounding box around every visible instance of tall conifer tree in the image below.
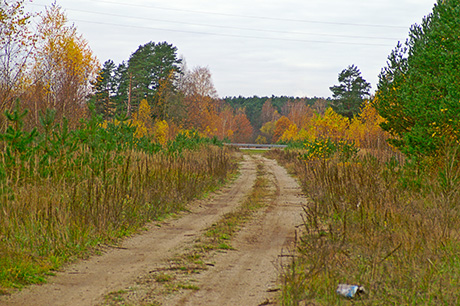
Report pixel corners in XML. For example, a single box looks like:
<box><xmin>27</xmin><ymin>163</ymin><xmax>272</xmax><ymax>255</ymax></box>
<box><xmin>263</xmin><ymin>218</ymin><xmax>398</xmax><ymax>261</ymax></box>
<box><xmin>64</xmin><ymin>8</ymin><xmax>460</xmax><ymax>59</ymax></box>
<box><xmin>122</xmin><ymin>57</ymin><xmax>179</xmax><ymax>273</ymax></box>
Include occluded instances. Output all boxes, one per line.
<box><xmin>374</xmin><ymin>0</ymin><xmax>460</xmax><ymax>157</ymax></box>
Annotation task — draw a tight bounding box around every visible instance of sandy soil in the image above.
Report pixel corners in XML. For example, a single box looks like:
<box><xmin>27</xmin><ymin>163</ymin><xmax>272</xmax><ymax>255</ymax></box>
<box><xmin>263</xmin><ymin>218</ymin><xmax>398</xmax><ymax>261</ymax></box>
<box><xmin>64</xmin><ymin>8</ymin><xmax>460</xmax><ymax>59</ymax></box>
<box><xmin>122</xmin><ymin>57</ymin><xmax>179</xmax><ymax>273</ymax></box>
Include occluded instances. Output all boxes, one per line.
<box><xmin>1</xmin><ymin>154</ymin><xmax>305</xmax><ymax>306</ymax></box>
<box><xmin>162</xmin><ymin>156</ymin><xmax>305</xmax><ymax>306</ymax></box>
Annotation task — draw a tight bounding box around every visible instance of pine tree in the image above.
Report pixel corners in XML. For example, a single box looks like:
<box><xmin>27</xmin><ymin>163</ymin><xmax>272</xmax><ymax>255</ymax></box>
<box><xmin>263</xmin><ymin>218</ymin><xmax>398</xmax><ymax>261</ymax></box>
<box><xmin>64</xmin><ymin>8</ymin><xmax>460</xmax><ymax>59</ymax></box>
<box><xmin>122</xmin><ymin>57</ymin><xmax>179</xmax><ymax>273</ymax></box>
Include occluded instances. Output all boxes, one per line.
<box><xmin>374</xmin><ymin>0</ymin><xmax>460</xmax><ymax>157</ymax></box>
<box><xmin>127</xmin><ymin>41</ymin><xmax>182</xmax><ymax>117</ymax></box>
<box><xmin>330</xmin><ymin>65</ymin><xmax>371</xmax><ymax>119</ymax></box>
<box><xmin>92</xmin><ymin>60</ymin><xmax>116</xmax><ymax>119</ymax></box>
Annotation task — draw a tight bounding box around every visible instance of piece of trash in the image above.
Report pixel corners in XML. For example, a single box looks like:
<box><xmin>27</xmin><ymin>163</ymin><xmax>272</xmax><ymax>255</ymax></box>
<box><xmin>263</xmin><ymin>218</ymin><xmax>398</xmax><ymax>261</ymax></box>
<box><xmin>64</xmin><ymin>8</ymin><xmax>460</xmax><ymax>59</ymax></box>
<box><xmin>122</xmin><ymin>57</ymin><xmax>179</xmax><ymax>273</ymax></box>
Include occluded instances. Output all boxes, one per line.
<box><xmin>336</xmin><ymin>284</ymin><xmax>366</xmax><ymax>298</ymax></box>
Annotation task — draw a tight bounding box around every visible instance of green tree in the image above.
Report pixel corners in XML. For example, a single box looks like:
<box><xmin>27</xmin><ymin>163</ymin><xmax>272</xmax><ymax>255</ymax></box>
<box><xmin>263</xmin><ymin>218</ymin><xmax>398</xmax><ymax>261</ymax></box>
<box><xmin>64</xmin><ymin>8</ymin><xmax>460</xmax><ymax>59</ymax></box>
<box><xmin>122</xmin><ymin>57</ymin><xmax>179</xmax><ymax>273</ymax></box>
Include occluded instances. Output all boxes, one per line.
<box><xmin>374</xmin><ymin>0</ymin><xmax>460</xmax><ymax>158</ymax></box>
<box><xmin>329</xmin><ymin>65</ymin><xmax>371</xmax><ymax>118</ymax></box>
<box><xmin>92</xmin><ymin>60</ymin><xmax>117</xmax><ymax>119</ymax></box>
<box><xmin>113</xmin><ymin>62</ymin><xmax>129</xmax><ymax>115</ymax></box>
<box><xmin>127</xmin><ymin>41</ymin><xmax>182</xmax><ymax>118</ymax></box>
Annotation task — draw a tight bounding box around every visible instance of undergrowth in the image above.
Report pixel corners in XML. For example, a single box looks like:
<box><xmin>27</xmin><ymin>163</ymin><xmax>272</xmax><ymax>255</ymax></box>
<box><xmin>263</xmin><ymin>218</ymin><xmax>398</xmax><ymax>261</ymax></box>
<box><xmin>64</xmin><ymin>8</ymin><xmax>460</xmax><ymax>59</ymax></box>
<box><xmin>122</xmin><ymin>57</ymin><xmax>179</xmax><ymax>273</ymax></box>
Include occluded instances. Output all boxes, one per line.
<box><xmin>268</xmin><ymin>147</ymin><xmax>460</xmax><ymax>305</ymax></box>
<box><xmin>0</xmin><ymin>106</ymin><xmax>237</xmax><ymax>293</ymax></box>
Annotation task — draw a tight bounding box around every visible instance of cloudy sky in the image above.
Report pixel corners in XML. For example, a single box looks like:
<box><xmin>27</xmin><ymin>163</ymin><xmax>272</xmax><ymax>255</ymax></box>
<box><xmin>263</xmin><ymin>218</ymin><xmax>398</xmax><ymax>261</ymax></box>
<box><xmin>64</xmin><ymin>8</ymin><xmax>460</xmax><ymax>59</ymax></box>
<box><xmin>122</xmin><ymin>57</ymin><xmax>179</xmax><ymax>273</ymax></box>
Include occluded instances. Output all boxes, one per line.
<box><xmin>26</xmin><ymin>0</ymin><xmax>436</xmax><ymax>98</ymax></box>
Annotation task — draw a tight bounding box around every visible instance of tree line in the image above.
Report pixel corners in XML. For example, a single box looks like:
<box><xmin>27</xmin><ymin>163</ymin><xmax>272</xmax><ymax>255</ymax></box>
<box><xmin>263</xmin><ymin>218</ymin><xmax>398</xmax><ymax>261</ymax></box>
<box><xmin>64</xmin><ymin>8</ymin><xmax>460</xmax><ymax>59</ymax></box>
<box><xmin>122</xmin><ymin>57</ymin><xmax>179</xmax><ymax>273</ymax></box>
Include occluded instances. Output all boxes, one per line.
<box><xmin>4</xmin><ymin>0</ymin><xmax>457</xmax><ymax>158</ymax></box>
<box><xmin>1</xmin><ymin>1</ymin><xmax>374</xmax><ymax>145</ymax></box>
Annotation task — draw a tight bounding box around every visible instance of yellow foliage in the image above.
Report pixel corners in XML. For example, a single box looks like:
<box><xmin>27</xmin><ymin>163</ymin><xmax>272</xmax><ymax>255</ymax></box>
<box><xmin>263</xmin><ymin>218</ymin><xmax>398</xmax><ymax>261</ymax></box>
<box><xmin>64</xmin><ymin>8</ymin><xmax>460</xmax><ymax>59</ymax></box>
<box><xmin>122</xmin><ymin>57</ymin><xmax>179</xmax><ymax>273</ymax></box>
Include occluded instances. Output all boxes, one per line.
<box><xmin>280</xmin><ymin>124</ymin><xmax>298</xmax><ymax>142</ymax></box>
<box><xmin>130</xmin><ymin>99</ymin><xmax>153</xmax><ymax>138</ymax></box>
<box><xmin>204</xmin><ymin>125</ymin><xmax>219</xmax><ymax>138</ymax></box>
<box><xmin>347</xmin><ymin>117</ymin><xmax>365</xmax><ymax>147</ymax></box>
<box><xmin>295</xmin><ymin>127</ymin><xmax>316</xmax><ymax>142</ymax></box>
<box><xmin>251</xmin><ymin>102</ymin><xmax>389</xmax><ymax>151</ymax></box>
<box><xmin>154</xmin><ymin>120</ymin><xmax>169</xmax><ymax>145</ymax></box>
<box><xmin>100</xmin><ymin>118</ymin><xmax>122</xmax><ymax>129</ymax></box>
<box><xmin>273</xmin><ymin>108</ymin><xmax>348</xmax><ymax>143</ymax></box>
<box><xmin>313</xmin><ymin>108</ymin><xmax>349</xmax><ymax>140</ymax></box>
<box><xmin>133</xmin><ymin>120</ymin><xmax>148</xmax><ymax>138</ymax></box>
<box><xmin>255</xmin><ymin>135</ymin><xmax>267</xmax><ymax>144</ymax></box>
<box><xmin>260</xmin><ymin>121</ymin><xmax>276</xmax><ymax>137</ymax></box>
<box><xmin>346</xmin><ymin>102</ymin><xmax>389</xmax><ymax>149</ymax></box>
<box><xmin>136</xmin><ymin>99</ymin><xmax>152</xmax><ymax>124</ymax></box>
<box><xmin>34</xmin><ymin>4</ymin><xmax>99</xmax><ymax>108</ymax></box>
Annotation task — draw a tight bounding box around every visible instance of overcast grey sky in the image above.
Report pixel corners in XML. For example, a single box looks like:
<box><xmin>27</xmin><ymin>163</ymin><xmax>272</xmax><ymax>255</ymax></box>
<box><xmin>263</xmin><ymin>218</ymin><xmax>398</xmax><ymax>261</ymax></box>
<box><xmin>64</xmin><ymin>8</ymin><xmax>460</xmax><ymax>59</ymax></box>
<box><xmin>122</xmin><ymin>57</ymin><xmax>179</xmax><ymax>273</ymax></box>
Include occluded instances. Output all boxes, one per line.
<box><xmin>27</xmin><ymin>0</ymin><xmax>436</xmax><ymax>98</ymax></box>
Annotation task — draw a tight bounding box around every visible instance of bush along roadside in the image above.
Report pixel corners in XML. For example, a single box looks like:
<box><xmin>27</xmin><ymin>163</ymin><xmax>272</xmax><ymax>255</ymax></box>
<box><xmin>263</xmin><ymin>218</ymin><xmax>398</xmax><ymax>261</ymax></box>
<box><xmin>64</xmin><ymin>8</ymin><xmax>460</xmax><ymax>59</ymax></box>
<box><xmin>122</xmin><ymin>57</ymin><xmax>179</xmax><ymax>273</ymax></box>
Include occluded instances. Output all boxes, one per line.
<box><xmin>0</xmin><ymin>106</ymin><xmax>237</xmax><ymax>293</ymax></box>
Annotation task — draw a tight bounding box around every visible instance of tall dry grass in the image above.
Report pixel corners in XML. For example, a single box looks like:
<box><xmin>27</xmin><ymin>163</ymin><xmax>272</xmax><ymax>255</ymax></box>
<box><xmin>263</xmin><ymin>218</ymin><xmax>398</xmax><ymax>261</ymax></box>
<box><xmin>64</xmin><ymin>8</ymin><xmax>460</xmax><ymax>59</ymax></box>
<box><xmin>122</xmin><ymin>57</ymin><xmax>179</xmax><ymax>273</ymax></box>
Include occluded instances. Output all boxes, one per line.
<box><xmin>269</xmin><ymin>148</ymin><xmax>460</xmax><ymax>305</ymax></box>
<box><xmin>0</xmin><ymin>107</ymin><xmax>237</xmax><ymax>292</ymax></box>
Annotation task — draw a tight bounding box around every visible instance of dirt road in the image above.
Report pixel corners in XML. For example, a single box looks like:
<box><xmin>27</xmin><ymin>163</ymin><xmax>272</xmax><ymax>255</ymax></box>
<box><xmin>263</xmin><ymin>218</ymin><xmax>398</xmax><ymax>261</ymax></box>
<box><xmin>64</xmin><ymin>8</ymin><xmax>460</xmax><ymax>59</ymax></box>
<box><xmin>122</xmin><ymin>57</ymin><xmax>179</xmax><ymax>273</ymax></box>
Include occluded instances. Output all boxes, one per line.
<box><xmin>2</xmin><ymin>154</ymin><xmax>305</xmax><ymax>306</ymax></box>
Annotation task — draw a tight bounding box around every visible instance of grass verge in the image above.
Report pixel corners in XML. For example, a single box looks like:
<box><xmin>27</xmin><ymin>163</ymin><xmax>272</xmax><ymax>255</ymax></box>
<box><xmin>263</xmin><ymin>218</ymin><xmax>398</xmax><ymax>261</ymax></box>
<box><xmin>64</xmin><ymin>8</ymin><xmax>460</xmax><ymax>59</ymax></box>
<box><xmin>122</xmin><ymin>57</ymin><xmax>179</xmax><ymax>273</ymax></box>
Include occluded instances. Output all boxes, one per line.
<box><xmin>0</xmin><ymin>146</ymin><xmax>237</xmax><ymax>294</ymax></box>
<box><xmin>268</xmin><ymin>148</ymin><xmax>460</xmax><ymax>305</ymax></box>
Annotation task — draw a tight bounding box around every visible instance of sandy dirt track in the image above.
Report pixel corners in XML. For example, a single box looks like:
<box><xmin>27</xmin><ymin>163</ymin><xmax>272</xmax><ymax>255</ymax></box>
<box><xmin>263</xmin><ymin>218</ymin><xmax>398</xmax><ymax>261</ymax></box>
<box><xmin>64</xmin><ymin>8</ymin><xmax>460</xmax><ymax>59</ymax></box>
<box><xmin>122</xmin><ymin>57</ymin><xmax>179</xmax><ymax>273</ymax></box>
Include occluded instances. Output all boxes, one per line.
<box><xmin>1</xmin><ymin>154</ymin><xmax>305</xmax><ymax>306</ymax></box>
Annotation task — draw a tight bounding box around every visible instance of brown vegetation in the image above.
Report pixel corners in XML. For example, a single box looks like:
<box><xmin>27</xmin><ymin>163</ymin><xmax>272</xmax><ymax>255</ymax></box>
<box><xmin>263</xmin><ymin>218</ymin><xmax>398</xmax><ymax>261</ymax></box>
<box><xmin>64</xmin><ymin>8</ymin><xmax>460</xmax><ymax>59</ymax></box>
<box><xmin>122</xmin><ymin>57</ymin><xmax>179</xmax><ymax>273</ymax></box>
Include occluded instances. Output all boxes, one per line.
<box><xmin>269</xmin><ymin>147</ymin><xmax>460</xmax><ymax>305</ymax></box>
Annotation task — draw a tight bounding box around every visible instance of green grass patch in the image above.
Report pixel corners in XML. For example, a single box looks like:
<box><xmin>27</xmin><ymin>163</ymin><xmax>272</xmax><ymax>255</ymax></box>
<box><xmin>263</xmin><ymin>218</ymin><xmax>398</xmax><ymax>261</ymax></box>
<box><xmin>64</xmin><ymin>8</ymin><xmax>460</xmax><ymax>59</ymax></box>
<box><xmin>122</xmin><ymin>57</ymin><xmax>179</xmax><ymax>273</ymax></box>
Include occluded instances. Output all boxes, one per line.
<box><xmin>199</xmin><ymin>162</ymin><xmax>269</xmax><ymax>251</ymax></box>
<box><xmin>177</xmin><ymin>283</ymin><xmax>200</xmax><ymax>291</ymax></box>
<box><xmin>154</xmin><ymin>273</ymin><xmax>173</xmax><ymax>283</ymax></box>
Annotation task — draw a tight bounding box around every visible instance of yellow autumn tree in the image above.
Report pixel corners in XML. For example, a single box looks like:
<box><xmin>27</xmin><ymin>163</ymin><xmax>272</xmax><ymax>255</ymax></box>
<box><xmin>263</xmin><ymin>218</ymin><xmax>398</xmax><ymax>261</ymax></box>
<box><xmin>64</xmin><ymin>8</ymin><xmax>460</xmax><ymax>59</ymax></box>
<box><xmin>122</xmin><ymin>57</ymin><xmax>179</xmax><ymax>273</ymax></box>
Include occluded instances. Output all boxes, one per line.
<box><xmin>279</xmin><ymin>124</ymin><xmax>298</xmax><ymax>143</ymax></box>
<box><xmin>347</xmin><ymin>117</ymin><xmax>366</xmax><ymax>147</ymax></box>
<box><xmin>153</xmin><ymin>120</ymin><xmax>169</xmax><ymax>145</ymax></box>
<box><xmin>131</xmin><ymin>99</ymin><xmax>152</xmax><ymax>138</ymax></box>
<box><xmin>295</xmin><ymin>127</ymin><xmax>316</xmax><ymax>142</ymax></box>
<box><xmin>347</xmin><ymin>101</ymin><xmax>388</xmax><ymax>149</ymax></box>
<box><xmin>313</xmin><ymin>107</ymin><xmax>349</xmax><ymax>141</ymax></box>
<box><xmin>260</xmin><ymin>121</ymin><xmax>276</xmax><ymax>141</ymax></box>
<box><xmin>255</xmin><ymin>135</ymin><xmax>268</xmax><ymax>144</ymax></box>
<box><xmin>0</xmin><ymin>0</ymin><xmax>37</xmax><ymax>111</ymax></box>
<box><xmin>31</xmin><ymin>3</ymin><xmax>99</xmax><ymax>126</ymax></box>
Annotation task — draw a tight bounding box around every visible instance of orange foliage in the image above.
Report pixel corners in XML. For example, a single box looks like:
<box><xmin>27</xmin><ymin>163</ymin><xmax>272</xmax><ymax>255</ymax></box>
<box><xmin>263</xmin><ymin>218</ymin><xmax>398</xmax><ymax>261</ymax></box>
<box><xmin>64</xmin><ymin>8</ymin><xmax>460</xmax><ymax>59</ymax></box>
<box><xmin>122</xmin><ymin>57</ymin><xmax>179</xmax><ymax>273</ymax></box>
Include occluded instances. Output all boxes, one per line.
<box><xmin>181</xmin><ymin>67</ymin><xmax>221</xmax><ymax>135</ymax></box>
<box><xmin>218</xmin><ymin>107</ymin><xmax>235</xmax><ymax>140</ymax></box>
<box><xmin>180</xmin><ymin>66</ymin><xmax>254</xmax><ymax>142</ymax></box>
<box><xmin>273</xmin><ymin>116</ymin><xmax>293</xmax><ymax>143</ymax></box>
<box><xmin>346</xmin><ymin>101</ymin><xmax>388</xmax><ymax>149</ymax></box>
<box><xmin>299</xmin><ymin>105</ymin><xmax>316</xmax><ymax>129</ymax></box>
<box><xmin>232</xmin><ymin>109</ymin><xmax>253</xmax><ymax>143</ymax></box>
<box><xmin>285</xmin><ymin>101</ymin><xmax>307</xmax><ymax>127</ymax></box>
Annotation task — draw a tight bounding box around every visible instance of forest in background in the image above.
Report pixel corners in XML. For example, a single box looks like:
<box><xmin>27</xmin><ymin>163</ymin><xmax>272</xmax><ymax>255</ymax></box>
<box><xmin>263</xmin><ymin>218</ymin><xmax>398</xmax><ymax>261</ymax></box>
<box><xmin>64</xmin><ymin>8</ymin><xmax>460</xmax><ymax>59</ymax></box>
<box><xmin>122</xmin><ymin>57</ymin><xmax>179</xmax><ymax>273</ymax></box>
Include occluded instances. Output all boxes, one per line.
<box><xmin>1</xmin><ymin>1</ymin><xmax>372</xmax><ymax>147</ymax></box>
